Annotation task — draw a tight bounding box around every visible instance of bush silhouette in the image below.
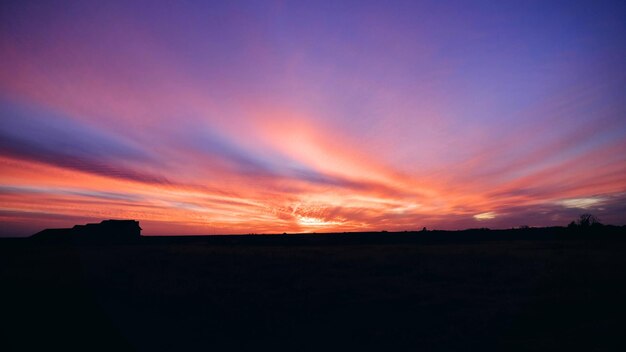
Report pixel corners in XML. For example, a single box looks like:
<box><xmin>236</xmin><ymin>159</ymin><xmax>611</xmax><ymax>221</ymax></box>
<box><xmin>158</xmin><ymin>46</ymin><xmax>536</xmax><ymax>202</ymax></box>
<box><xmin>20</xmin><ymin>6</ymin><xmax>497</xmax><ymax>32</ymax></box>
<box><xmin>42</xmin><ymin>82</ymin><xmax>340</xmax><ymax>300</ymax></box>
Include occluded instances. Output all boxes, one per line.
<box><xmin>569</xmin><ymin>214</ymin><xmax>602</xmax><ymax>229</ymax></box>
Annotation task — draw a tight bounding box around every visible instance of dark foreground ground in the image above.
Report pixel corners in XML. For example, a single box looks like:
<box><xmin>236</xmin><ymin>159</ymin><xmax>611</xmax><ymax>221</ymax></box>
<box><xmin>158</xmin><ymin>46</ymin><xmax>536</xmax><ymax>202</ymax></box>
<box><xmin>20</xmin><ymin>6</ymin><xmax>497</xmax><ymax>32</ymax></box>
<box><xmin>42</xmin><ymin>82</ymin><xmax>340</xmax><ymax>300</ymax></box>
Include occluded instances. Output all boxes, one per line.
<box><xmin>2</xmin><ymin>229</ymin><xmax>626</xmax><ymax>351</ymax></box>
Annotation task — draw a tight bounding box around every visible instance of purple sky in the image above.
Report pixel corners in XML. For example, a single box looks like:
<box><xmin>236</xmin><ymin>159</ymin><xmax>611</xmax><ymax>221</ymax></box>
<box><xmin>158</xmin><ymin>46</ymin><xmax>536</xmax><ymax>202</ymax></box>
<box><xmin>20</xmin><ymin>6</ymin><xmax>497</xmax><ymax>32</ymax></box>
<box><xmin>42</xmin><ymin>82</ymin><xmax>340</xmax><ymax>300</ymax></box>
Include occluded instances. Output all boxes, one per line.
<box><xmin>1</xmin><ymin>0</ymin><xmax>625</xmax><ymax>236</ymax></box>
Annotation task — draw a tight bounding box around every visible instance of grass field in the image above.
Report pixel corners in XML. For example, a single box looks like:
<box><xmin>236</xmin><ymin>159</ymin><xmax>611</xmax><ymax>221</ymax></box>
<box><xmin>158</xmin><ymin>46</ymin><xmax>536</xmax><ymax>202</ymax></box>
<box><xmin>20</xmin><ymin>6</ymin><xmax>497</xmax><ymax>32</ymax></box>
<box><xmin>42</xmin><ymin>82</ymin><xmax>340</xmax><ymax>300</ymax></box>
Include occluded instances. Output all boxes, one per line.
<box><xmin>2</xmin><ymin>233</ymin><xmax>626</xmax><ymax>351</ymax></box>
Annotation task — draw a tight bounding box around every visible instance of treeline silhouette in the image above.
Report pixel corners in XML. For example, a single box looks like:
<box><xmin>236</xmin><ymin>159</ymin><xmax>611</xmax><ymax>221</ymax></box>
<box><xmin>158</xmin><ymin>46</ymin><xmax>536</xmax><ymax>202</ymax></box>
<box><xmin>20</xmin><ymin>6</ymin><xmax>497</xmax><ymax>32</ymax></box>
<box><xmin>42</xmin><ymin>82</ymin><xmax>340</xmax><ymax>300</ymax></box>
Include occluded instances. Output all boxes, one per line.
<box><xmin>24</xmin><ymin>214</ymin><xmax>625</xmax><ymax>246</ymax></box>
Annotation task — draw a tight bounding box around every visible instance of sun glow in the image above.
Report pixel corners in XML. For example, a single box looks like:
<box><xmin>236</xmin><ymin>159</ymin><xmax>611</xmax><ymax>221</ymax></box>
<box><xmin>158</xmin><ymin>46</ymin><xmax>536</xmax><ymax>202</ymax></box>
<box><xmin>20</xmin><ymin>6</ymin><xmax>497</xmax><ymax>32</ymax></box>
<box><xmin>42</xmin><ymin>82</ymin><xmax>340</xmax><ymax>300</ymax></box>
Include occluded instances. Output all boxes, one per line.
<box><xmin>296</xmin><ymin>216</ymin><xmax>341</xmax><ymax>227</ymax></box>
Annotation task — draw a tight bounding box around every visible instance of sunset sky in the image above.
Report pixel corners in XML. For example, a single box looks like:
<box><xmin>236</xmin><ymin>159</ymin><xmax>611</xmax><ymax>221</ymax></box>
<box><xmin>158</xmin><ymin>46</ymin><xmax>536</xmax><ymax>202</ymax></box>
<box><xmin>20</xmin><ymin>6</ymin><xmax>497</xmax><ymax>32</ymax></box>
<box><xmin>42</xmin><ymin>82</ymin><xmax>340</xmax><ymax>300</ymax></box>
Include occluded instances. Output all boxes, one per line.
<box><xmin>1</xmin><ymin>0</ymin><xmax>625</xmax><ymax>236</ymax></box>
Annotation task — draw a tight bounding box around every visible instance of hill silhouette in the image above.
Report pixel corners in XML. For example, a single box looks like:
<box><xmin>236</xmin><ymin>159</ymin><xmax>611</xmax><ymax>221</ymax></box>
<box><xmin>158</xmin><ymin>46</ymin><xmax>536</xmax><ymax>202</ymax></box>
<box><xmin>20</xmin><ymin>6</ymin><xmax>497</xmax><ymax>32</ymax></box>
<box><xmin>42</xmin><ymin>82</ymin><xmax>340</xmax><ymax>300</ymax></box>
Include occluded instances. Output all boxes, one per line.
<box><xmin>28</xmin><ymin>218</ymin><xmax>626</xmax><ymax>245</ymax></box>
<box><xmin>31</xmin><ymin>219</ymin><xmax>141</xmax><ymax>243</ymax></box>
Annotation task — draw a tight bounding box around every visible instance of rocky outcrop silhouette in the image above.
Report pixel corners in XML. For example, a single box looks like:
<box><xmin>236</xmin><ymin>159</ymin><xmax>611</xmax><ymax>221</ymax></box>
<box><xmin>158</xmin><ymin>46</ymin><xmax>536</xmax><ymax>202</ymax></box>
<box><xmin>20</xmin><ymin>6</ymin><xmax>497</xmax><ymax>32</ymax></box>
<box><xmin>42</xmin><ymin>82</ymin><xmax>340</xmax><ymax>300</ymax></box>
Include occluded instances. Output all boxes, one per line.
<box><xmin>32</xmin><ymin>220</ymin><xmax>141</xmax><ymax>243</ymax></box>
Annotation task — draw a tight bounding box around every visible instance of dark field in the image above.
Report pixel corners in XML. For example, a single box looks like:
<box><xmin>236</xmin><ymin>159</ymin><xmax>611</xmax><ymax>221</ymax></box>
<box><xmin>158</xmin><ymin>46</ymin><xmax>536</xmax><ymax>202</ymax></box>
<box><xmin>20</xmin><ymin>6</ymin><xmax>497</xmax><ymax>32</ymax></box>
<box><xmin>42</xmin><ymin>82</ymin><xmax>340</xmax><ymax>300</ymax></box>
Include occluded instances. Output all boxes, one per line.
<box><xmin>2</xmin><ymin>232</ymin><xmax>626</xmax><ymax>351</ymax></box>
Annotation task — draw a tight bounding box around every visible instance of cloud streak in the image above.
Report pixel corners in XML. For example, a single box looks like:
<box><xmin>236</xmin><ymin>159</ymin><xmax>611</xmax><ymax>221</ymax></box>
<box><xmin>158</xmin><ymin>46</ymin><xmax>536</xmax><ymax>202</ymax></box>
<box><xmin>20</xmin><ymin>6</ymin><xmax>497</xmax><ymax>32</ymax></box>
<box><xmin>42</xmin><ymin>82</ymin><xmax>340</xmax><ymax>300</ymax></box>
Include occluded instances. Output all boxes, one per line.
<box><xmin>1</xmin><ymin>1</ymin><xmax>625</xmax><ymax>236</ymax></box>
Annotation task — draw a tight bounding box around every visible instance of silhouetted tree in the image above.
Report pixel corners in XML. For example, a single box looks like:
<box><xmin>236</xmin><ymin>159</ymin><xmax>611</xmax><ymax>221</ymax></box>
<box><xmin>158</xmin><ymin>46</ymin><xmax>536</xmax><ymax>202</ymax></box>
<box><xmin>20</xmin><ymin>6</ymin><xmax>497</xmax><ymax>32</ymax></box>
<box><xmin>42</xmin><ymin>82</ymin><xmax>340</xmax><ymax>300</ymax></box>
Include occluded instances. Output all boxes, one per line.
<box><xmin>577</xmin><ymin>214</ymin><xmax>601</xmax><ymax>228</ymax></box>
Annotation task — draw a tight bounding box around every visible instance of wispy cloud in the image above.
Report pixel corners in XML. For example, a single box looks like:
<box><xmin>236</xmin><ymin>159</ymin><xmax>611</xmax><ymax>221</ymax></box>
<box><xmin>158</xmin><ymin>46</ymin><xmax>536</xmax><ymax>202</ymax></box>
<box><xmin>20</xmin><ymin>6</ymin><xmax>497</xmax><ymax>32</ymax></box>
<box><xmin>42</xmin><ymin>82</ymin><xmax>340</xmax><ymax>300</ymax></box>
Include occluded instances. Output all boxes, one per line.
<box><xmin>1</xmin><ymin>1</ymin><xmax>625</xmax><ymax>236</ymax></box>
<box><xmin>0</xmin><ymin>101</ymin><xmax>168</xmax><ymax>184</ymax></box>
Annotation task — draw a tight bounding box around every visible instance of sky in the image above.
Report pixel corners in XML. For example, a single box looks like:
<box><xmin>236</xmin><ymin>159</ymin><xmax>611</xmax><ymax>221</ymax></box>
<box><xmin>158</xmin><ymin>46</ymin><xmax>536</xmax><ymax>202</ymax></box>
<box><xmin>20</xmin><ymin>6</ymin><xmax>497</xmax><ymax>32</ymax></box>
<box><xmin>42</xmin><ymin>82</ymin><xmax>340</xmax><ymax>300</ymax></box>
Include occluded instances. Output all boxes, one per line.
<box><xmin>1</xmin><ymin>0</ymin><xmax>625</xmax><ymax>236</ymax></box>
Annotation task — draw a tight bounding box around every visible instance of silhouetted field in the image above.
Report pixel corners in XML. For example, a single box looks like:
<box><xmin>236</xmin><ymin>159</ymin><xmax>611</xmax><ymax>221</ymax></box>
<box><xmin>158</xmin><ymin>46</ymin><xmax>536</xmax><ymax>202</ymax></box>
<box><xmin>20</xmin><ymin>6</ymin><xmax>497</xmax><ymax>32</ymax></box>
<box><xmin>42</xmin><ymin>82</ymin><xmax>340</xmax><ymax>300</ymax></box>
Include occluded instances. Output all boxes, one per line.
<box><xmin>2</xmin><ymin>229</ymin><xmax>626</xmax><ymax>351</ymax></box>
